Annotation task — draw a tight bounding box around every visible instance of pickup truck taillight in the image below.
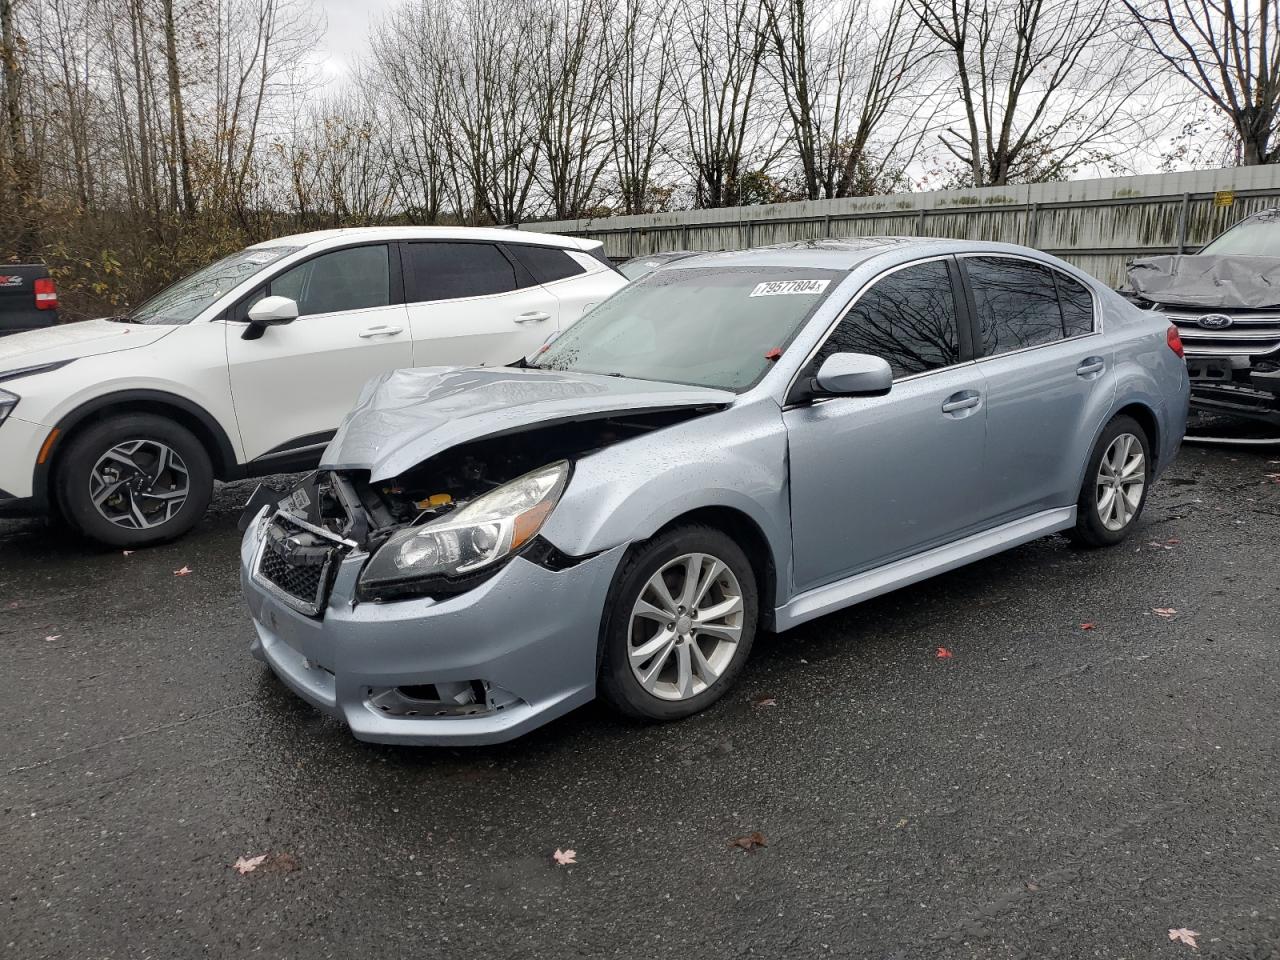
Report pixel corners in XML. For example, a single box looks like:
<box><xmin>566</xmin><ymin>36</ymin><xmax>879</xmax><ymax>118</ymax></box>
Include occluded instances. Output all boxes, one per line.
<box><xmin>1166</xmin><ymin>324</ymin><xmax>1184</xmax><ymax>358</ymax></box>
<box><xmin>33</xmin><ymin>277</ymin><xmax>57</xmax><ymax>310</ymax></box>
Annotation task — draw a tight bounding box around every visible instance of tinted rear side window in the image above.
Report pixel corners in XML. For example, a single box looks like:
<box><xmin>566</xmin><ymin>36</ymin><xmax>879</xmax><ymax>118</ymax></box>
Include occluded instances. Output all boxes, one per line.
<box><xmin>813</xmin><ymin>259</ymin><xmax>960</xmax><ymax>378</ymax></box>
<box><xmin>967</xmin><ymin>257</ymin><xmax>1066</xmax><ymax>356</ymax></box>
<box><xmin>403</xmin><ymin>242</ymin><xmax>518</xmax><ymax>302</ymax></box>
<box><xmin>1055</xmin><ymin>271</ymin><xmax>1095</xmax><ymax>338</ymax></box>
<box><xmin>507</xmin><ymin>244</ymin><xmax>586</xmax><ymax>284</ymax></box>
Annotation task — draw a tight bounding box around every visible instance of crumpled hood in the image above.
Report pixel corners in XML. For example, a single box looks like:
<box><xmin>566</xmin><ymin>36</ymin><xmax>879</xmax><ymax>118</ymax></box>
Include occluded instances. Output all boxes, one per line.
<box><xmin>1127</xmin><ymin>255</ymin><xmax>1280</xmax><ymax>309</ymax></box>
<box><xmin>0</xmin><ymin>318</ymin><xmax>177</xmax><ymax>370</ymax></box>
<box><xmin>323</xmin><ymin>366</ymin><xmax>735</xmax><ymax>480</ymax></box>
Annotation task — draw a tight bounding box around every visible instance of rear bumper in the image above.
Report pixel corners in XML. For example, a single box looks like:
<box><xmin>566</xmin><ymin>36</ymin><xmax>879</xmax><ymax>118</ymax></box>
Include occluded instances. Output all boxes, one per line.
<box><xmin>240</xmin><ymin>521</ymin><xmax>627</xmax><ymax>745</ymax></box>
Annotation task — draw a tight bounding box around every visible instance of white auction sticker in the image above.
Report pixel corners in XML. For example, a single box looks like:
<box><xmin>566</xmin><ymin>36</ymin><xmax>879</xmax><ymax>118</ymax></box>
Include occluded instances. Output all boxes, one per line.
<box><xmin>748</xmin><ymin>279</ymin><xmax>830</xmax><ymax>297</ymax></box>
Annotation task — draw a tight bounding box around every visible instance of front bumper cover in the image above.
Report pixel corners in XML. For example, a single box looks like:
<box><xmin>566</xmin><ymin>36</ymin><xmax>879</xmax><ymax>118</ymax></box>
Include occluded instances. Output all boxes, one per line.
<box><xmin>240</xmin><ymin>521</ymin><xmax>626</xmax><ymax>745</ymax></box>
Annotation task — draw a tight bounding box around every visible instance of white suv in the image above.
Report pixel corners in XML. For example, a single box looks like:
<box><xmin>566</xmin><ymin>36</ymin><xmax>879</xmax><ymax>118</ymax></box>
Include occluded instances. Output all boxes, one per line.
<box><xmin>0</xmin><ymin>227</ymin><xmax>625</xmax><ymax>547</ymax></box>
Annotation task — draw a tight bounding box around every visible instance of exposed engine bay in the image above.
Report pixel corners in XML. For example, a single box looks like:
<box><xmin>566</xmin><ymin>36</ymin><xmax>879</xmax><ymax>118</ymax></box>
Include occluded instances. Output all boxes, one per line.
<box><xmin>243</xmin><ymin>406</ymin><xmax>713</xmax><ymax>557</ymax></box>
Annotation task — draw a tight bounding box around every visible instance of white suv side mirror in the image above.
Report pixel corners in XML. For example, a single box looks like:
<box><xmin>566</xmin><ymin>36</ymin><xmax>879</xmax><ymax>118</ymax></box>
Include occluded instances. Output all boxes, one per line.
<box><xmin>247</xmin><ymin>296</ymin><xmax>299</xmax><ymax>326</ymax></box>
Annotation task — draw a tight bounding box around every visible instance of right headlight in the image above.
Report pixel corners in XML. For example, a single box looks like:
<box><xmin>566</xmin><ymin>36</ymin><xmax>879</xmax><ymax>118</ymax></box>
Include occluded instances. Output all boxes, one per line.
<box><xmin>359</xmin><ymin>460</ymin><xmax>570</xmax><ymax>594</ymax></box>
<box><xmin>0</xmin><ymin>388</ymin><xmax>18</xmax><ymax>426</ymax></box>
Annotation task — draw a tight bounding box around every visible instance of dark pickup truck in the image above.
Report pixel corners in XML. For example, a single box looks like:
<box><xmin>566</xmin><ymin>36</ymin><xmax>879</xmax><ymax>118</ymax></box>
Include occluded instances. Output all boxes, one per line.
<box><xmin>1125</xmin><ymin>209</ymin><xmax>1280</xmax><ymax>427</ymax></box>
<box><xmin>0</xmin><ymin>263</ymin><xmax>59</xmax><ymax>335</ymax></box>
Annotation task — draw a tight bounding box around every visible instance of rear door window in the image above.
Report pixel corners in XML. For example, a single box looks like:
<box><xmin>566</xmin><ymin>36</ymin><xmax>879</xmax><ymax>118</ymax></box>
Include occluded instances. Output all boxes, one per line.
<box><xmin>269</xmin><ymin>245</ymin><xmax>390</xmax><ymax>316</ymax></box>
<box><xmin>507</xmin><ymin>244</ymin><xmax>586</xmax><ymax>284</ymax></box>
<box><xmin>813</xmin><ymin>259</ymin><xmax>962</xmax><ymax>378</ymax></box>
<box><xmin>403</xmin><ymin>242</ymin><xmax>520</xmax><ymax>302</ymax></box>
<box><xmin>966</xmin><ymin>256</ymin><xmax>1095</xmax><ymax>356</ymax></box>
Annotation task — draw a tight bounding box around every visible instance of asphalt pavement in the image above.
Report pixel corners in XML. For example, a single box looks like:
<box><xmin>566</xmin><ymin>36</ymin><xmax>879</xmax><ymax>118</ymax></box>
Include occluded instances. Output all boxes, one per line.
<box><xmin>2</xmin><ymin>445</ymin><xmax>1279</xmax><ymax>959</ymax></box>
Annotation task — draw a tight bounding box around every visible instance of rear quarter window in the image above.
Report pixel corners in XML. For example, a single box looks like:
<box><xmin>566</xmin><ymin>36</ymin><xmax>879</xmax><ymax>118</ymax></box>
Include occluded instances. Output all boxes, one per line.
<box><xmin>1054</xmin><ymin>271</ymin><xmax>1096</xmax><ymax>338</ymax></box>
<box><xmin>507</xmin><ymin>244</ymin><xmax>587</xmax><ymax>284</ymax></box>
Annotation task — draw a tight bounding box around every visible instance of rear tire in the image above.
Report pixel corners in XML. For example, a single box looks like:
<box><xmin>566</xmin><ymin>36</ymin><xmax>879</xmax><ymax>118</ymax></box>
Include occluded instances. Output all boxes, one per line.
<box><xmin>1067</xmin><ymin>414</ymin><xmax>1151</xmax><ymax>548</ymax></box>
<box><xmin>598</xmin><ymin>525</ymin><xmax>758</xmax><ymax>721</ymax></box>
<box><xmin>56</xmin><ymin>414</ymin><xmax>214</xmax><ymax>548</ymax></box>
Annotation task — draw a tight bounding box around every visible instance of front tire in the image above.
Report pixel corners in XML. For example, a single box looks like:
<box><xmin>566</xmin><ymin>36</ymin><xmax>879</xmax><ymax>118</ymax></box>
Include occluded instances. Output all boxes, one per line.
<box><xmin>56</xmin><ymin>414</ymin><xmax>214</xmax><ymax>548</ymax></box>
<box><xmin>598</xmin><ymin>525</ymin><xmax>758</xmax><ymax>721</ymax></box>
<box><xmin>1068</xmin><ymin>414</ymin><xmax>1151</xmax><ymax>548</ymax></box>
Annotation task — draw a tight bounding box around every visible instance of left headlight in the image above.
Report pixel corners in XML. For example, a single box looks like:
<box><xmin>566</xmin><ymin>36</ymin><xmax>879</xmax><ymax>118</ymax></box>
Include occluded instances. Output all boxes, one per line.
<box><xmin>359</xmin><ymin>460</ymin><xmax>570</xmax><ymax>592</ymax></box>
<box><xmin>0</xmin><ymin>388</ymin><xmax>18</xmax><ymax>426</ymax></box>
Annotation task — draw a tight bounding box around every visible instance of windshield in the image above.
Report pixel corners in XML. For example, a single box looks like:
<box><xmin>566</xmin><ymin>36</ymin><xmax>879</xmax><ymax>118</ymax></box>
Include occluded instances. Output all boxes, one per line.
<box><xmin>126</xmin><ymin>246</ymin><xmax>301</xmax><ymax>324</ymax></box>
<box><xmin>530</xmin><ymin>265</ymin><xmax>843</xmax><ymax>391</ymax></box>
<box><xmin>1200</xmin><ymin>213</ymin><xmax>1280</xmax><ymax>257</ymax></box>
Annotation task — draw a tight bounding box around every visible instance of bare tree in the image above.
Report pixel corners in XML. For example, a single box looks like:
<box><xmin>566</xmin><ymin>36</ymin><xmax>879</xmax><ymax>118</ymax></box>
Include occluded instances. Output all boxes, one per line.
<box><xmin>672</xmin><ymin>0</ymin><xmax>775</xmax><ymax>207</ymax></box>
<box><xmin>909</xmin><ymin>0</ymin><xmax>1155</xmax><ymax>185</ymax></box>
<box><xmin>1123</xmin><ymin>0</ymin><xmax>1280</xmax><ymax>165</ymax></box>
<box><xmin>1</xmin><ymin>0</ymin><xmax>37</xmax><ymax>255</ymax></box>
<box><xmin>764</xmin><ymin>0</ymin><xmax>932</xmax><ymax>198</ymax></box>
<box><xmin>604</xmin><ymin>0</ymin><xmax>678</xmax><ymax>213</ymax></box>
<box><xmin>531</xmin><ymin>0</ymin><xmax>616</xmax><ymax>218</ymax></box>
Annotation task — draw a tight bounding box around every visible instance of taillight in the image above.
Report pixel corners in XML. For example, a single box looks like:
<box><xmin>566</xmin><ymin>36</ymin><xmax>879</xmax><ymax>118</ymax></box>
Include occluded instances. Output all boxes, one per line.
<box><xmin>33</xmin><ymin>277</ymin><xmax>57</xmax><ymax>311</ymax></box>
<box><xmin>1166</xmin><ymin>324</ymin><xmax>1184</xmax><ymax>358</ymax></box>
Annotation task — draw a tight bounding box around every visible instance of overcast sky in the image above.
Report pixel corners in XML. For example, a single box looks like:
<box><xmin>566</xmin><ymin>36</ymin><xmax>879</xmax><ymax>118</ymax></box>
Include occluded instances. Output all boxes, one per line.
<box><xmin>309</xmin><ymin>0</ymin><xmax>403</xmax><ymax>82</ymax></box>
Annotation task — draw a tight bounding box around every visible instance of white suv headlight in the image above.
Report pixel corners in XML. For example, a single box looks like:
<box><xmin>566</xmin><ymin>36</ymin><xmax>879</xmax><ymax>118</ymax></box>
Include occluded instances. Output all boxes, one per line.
<box><xmin>360</xmin><ymin>461</ymin><xmax>570</xmax><ymax>591</ymax></box>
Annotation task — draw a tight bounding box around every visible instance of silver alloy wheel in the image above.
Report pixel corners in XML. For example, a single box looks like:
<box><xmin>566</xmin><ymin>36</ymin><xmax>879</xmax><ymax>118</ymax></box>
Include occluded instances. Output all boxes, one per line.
<box><xmin>628</xmin><ymin>552</ymin><xmax>744</xmax><ymax>701</ymax></box>
<box><xmin>88</xmin><ymin>439</ymin><xmax>191</xmax><ymax>530</ymax></box>
<box><xmin>1095</xmin><ymin>432</ymin><xmax>1145</xmax><ymax>532</ymax></box>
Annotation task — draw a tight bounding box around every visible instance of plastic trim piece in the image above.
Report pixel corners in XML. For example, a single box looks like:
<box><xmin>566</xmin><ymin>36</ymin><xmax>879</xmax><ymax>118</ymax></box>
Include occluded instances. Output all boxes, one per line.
<box><xmin>776</xmin><ymin>506</ymin><xmax>1077</xmax><ymax>630</ymax></box>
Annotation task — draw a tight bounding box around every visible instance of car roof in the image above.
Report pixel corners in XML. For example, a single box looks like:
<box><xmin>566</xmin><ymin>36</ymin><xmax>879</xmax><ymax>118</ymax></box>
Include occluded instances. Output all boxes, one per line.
<box><xmin>247</xmin><ymin>226</ymin><xmax>599</xmax><ymax>252</ymax></box>
<box><xmin>655</xmin><ymin>236</ymin><xmax>1079</xmax><ymax>273</ymax></box>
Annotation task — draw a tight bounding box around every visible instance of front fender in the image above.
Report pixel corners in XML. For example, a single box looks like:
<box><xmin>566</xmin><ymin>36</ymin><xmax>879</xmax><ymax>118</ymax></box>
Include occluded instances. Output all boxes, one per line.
<box><xmin>539</xmin><ymin>397</ymin><xmax>793</xmax><ymax>600</ymax></box>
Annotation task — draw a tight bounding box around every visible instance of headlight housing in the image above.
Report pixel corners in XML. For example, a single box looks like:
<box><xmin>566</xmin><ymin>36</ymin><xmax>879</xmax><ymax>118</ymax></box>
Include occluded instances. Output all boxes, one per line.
<box><xmin>0</xmin><ymin>388</ymin><xmax>17</xmax><ymax>426</ymax></box>
<box><xmin>359</xmin><ymin>460</ymin><xmax>570</xmax><ymax>595</ymax></box>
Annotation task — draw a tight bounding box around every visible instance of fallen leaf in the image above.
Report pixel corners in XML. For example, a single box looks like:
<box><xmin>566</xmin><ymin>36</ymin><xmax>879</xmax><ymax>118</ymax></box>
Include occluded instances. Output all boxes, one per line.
<box><xmin>1081</xmin><ymin>622</ymin><xmax>1096</xmax><ymax>630</ymax></box>
<box><xmin>894</xmin><ymin>817</ymin><xmax>909</xmax><ymax>829</ymax></box>
<box><xmin>1025</xmin><ymin>880</ymin><xmax>1040</xmax><ymax>892</ymax></box>
<box><xmin>729</xmin><ymin>831</ymin><xmax>768</xmax><ymax>853</ymax></box>
<box><xmin>1153</xmin><ymin>607</ymin><xmax>1177</xmax><ymax>619</ymax></box>
<box><xmin>752</xmin><ymin>695</ymin><xmax>777</xmax><ymax>708</ymax></box>
<box><xmin>173</xmin><ymin>566</ymin><xmax>193</xmax><ymax>576</ymax></box>
<box><xmin>1166</xmin><ymin>538</ymin><xmax>1181</xmax><ymax>545</ymax></box>
<box><xmin>44</xmin><ymin>634</ymin><xmax>61</xmax><ymax>642</ymax></box>
<box><xmin>234</xmin><ymin>854</ymin><xmax>268</xmax><ymax>875</ymax></box>
<box><xmin>936</xmin><ymin>647</ymin><xmax>954</xmax><ymax>659</ymax></box>
<box><xmin>1168</xmin><ymin>928</ymin><xmax>1199</xmax><ymax>949</ymax></box>
<box><xmin>551</xmin><ymin>848</ymin><xmax>577</xmax><ymax>865</ymax></box>
<box><xmin>122</xmin><ymin>550</ymin><xmax>134</xmax><ymax>556</ymax></box>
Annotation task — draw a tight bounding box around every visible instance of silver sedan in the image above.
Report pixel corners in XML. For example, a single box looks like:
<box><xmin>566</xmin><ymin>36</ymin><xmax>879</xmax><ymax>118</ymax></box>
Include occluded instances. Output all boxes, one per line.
<box><xmin>239</xmin><ymin>238</ymin><xmax>1189</xmax><ymax>745</ymax></box>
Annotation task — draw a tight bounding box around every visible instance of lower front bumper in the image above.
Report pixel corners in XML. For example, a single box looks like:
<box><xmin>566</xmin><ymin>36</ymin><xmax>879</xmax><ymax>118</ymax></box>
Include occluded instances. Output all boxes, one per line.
<box><xmin>240</xmin><ymin>526</ymin><xmax>626</xmax><ymax>745</ymax></box>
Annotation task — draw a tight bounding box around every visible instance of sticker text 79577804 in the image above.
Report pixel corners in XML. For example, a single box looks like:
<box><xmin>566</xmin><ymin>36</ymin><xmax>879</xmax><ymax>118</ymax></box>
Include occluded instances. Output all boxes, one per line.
<box><xmin>748</xmin><ymin>279</ymin><xmax>830</xmax><ymax>298</ymax></box>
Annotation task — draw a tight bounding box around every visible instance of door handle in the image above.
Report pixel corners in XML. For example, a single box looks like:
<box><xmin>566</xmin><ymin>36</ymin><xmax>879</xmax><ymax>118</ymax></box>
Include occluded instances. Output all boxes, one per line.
<box><xmin>941</xmin><ymin>390</ymin><xmax>982</xmax><ymax>415</ymax></box>
<box><xmin>514</xmin><ymin>312</ymin><xmax>551</xmax><ymax>324</ymax></box>
<box><xmin>358</xmin><ymin>324</ymin><xmax>404</xmax><ymax>338</ymax></box>
<box><xmin>1076</xmin><ymin>356</ymin><xmax>1105</xmax><ymax>378</ymax></box>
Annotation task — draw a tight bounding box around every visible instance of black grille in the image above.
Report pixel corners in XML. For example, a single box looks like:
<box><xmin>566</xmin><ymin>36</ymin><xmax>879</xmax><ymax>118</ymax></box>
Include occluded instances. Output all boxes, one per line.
<box><xmin>255</xmin><ymin>514</ymin><xmax>343</xmax><ymax>615</ymax></box>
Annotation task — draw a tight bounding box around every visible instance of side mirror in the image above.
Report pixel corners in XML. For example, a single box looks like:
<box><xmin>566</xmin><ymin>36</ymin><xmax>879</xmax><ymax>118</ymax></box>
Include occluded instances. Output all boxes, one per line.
<box><xmin>247</xmin><ymin>296</ymin><xmax>299</xmax><ymax>326</ymax></box>
<box><xmin>813</xmin><ymin>352</ymin><xmax>892</xmax><ymax>397</ymax></box>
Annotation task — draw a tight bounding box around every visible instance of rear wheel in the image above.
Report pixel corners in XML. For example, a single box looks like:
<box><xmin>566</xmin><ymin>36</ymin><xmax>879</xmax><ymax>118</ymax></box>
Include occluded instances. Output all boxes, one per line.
<box><xmin>56</xmin><ymin>414</ymin><xmax>214</xmax><ymax>548</ymax></box>
<box><xmin>598</xmin><ymin>525</ymin><xmax>758</xmax><ymax>721</ymax></box>
<box><xmin>1068</xmin><ymin>414</ymin><xmax>1151</xmax><ymax>548</ymax></box>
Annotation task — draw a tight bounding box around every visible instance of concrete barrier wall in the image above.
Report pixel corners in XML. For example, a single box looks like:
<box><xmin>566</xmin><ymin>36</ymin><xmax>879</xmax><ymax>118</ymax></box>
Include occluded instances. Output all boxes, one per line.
<box><xmin>516</xmin><ymin>166</ymin><xmax>1280</xmax><ymax>287</ymax></box>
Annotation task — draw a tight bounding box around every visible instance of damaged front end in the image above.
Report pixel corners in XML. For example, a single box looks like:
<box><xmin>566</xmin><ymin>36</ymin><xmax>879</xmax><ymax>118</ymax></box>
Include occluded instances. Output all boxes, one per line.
<box><xmin>243</xmin><ymin>406</ymin><xmax>711</xmax><ymax>610</ymax></box>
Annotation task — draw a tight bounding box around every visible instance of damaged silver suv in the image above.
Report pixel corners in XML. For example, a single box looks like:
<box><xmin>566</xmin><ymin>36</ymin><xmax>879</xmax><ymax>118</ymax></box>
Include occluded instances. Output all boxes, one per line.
<box><xmin>240</xmin><ymin>239</ymin><xmax>1189</xmax><ymax>745</ymax></box>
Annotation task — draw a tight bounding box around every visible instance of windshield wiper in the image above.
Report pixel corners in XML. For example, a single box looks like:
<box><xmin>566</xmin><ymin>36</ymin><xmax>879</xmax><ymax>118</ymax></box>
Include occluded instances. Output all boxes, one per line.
<box><xmin>104</xmin><ymin>315</ymin><xmax>140</xmax><ymax>324</ymax></box>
